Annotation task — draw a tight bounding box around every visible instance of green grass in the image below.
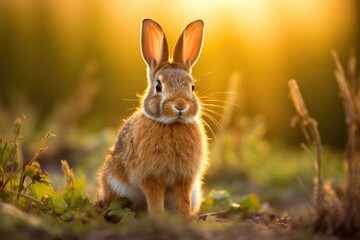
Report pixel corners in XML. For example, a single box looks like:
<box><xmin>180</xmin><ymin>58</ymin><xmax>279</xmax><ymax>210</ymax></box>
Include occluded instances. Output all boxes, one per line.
<box><xmin>0</xmin><ymin>115</ymin><xmax>345</xmax><ymax>239</ymax></box>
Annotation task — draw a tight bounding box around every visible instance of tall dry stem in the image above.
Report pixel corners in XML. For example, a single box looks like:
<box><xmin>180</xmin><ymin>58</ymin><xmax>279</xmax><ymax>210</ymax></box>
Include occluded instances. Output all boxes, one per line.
<box><xmin>220</xmin><ymin>71</ymin><xmax>241</xmax><ymax>129</ymax></box>
<box><xmin>288</xmin><ymin>79</ymin><xmax>323</xmax><ymax>212</ymax></box>
<box><xmin>332</xmin><ymin>49</ymin><xmax>360</xmax><ymax>233</ymax></box>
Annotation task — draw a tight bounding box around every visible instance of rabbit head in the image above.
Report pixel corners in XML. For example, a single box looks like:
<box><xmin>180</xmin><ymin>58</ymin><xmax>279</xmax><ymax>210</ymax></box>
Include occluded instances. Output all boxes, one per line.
<box><xmin>140</xmin><ymin>19</ymin><xmax>204</xmax><ymax>124</ymax></box>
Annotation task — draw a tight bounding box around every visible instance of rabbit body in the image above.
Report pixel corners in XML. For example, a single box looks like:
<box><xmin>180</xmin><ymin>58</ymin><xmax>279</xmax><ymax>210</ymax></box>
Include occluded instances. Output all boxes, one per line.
<box><xmin>99</xmin><ymin>111</ymin><xmax>206</xmax><ymax>215</ymax></box>
<box><xmin>98</xmin><ymin>19</ymin><xmax>207</xmax><ymax>216</ymax></box>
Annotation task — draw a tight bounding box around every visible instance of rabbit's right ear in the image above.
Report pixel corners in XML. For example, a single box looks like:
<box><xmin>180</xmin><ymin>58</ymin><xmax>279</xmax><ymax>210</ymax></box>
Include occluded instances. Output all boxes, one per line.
<box><xmin>141</xmin><ymin>19</ymin><xmax>169</xmax><ymax>71</ymax></box>
<box><xmin>173</xmin><ymin>20</ymin><xmax>204</xmax><ymax>72</ymax></box>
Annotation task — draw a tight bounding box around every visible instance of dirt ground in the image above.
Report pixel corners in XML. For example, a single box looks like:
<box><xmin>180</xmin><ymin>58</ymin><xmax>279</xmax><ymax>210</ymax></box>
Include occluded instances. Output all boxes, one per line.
<box><xmin>0</xmin><ymin>201</ymin><xmax>327</xmax><ymax>240</ymax></box>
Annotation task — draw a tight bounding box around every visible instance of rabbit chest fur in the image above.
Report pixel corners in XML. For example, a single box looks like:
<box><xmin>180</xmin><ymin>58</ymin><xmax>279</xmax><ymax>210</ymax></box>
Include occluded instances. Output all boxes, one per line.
<box><xmin>129</xmin><ymin>112</ymin><xmax>204</xmax><ymax>182</ymax></box>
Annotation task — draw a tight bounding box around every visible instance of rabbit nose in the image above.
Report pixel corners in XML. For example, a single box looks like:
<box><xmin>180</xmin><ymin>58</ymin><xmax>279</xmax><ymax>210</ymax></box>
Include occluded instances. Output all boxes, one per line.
<box><xmin>175</xmin><ymin>105</ymin><xmax>184</xmax><ymax>111</ymax></box>
<box><xmin>173</xmin><ymin>99</ymin><xmax>188</xmax><ymax>112</ymax></box>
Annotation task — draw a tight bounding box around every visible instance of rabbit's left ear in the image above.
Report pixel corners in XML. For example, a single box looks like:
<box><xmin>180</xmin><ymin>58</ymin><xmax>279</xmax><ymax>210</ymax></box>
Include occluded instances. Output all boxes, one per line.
<box><xmin>141</xmin><ymin>19</ymin><xmax>169</xmax><ymax>70</ymax></box>
<box><xmin>173</xmin><ymin>20</ymin><xmax>204</xmax><ymax>72</ymax></box>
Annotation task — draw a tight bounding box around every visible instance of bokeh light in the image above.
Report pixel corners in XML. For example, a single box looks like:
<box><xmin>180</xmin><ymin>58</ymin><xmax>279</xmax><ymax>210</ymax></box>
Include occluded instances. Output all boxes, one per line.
<box><xmin>0</xmin><ymin>0</ymin><xmax>358</xmax><ymax>147</ymax></box>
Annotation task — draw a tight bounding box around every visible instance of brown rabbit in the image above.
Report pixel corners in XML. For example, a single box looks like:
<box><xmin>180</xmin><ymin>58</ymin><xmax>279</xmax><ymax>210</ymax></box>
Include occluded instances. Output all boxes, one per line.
<box><xmin>98</xmin><ymin>19</ymin><xmax>207</xmax><ymax>217</ymax></box>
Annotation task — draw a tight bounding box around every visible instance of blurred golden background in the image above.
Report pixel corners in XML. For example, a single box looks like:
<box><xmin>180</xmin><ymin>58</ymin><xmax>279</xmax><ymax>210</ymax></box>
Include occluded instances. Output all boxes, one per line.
<box><xmin>0</xmin><ymin>0</ymin><xmax>359</xmax><ymax>147</ymax></box>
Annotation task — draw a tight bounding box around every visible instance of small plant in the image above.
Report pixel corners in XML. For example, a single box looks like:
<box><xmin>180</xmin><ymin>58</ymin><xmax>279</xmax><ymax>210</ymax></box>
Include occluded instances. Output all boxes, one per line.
<box><xmin>332</xmin><ymin>49</ymin><xmax>360</xmax><ymax>236</ymax></box>
<box><xmin>288</xmin><ymin>79</ymin><xmax>325</xmax><ymax>212</ymax></box>
<box><xmin>199</xmin><ymin>189</ymin><xmax>262</xmax><ymax>221</ymax></box>
<box><xmin>0</xmin><ymin>116</ymin><xmax>66</xmax><ymax>213</ymax></box>
<box><xmin>289</xmin><ymin>49</ymin><xmax>360</xmax><ymax>238</ymax></box>
<box><xmin>0</xmin><ymin>116</ymin><xmax>92</xmax><ymax>217</ymax></box>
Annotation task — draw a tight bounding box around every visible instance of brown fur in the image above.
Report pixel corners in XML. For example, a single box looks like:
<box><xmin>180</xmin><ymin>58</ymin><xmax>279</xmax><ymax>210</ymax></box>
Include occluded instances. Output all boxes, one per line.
<box><xmin>98</xmin><ymin>19</ymin><xmax>207</xmax><ymax>216</ymax></box>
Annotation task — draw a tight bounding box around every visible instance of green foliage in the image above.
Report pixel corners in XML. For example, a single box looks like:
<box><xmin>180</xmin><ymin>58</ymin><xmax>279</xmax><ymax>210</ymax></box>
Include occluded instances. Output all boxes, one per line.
<box><xmin>201</xmin><ymin>189</ymin><xmax>262</xmax><ymax>220</ymax></box>
<box><xmin>29</xmin><ymin>181</ymin><xmax>54</xmax><ymax>201</ymax></box>
<box><xmin>201</xmin><ymin>189</ymin><xmax>231</xmax><ymax>212</ymax></box>
<box><xmin>105</xmin><ymin>198</ymin><xmax>135</xmax><ymax>223</ymax></box>
<box><xmin>0</xmin><ymin>118</ymin><xmax>93</xmax><ymax>218</ymax></box>
<box><xmin>208</xmin><ymin>115</ymin><xmax>343</xmax><ymax>207</ymax></box>
<box><xmin>239</xmin><ymin>194</ymin><xmax>261</xmax><ymax>212</ymax></box>
<box><xmin>51</xmin><ymin>193</ymin><xmax>68</xmax><ymax>215</ymax></box>
<box><xmin>0</xmin><ymin>142</ymin><xmax>15</xmax><ymax>171</ymax></box>
<box><xmin>228</xmin><ymin>194</ymin><xmax>261</xmax><ymax>219</ymax></box>
<box><xmin>0</xmin><ymin>116</ymin><xmax>24</xmax><ymax>190</ymax></box>
<box><xmin>0</xmin><ymin>113</ymin><xmax>346</xmax><ymax>239</ymax></box>
<box><xmin>61</xmin><ymin>160</ymin><xmax>90</xmax><ymax>210</ymax></box>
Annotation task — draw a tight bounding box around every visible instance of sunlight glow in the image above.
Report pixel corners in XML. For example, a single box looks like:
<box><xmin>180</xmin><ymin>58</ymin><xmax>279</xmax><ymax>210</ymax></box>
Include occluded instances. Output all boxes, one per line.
<box><xmin>0</xmin><ymin>0</ymin><xmax>356</xmax><ymax>139</ymax></box>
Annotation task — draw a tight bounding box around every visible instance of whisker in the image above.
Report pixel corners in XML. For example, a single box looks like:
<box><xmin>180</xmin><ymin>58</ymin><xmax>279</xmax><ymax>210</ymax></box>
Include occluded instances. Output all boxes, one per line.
<box><xmin>200</xmin><ymin>118</ymin><xmax>217</xmax><ymax>141</ymax></box>
<box><xmin>200</xmin><ymin>99</ymin><xmax>240</xmax><ymax>107</ymax></box>
<box><xmin>126</xmin><ymin>107</ymin><xmax>138</xmax><ymax>112</ymax></box>
<box><xmin>202</xmin><ymin>115</ymin><xmax>223</xmax><ymax>135</ymax></box>
<box><xmin>135</xmin><ymin>93</ymin><xmax>143</xmax><ymax>98</ymax></box>
<box><xmin>123</xmin><ymin>99</ymin><xmax>139</xmax><ymax>102</ymax></box>
<box><xmin>192</xmin><ymin>64</ymin><xmax>211</xmax><ymax>78</ymax></box>
<box><xmin>193</xmin><ymin>67</ymin><xmax>212</xmax><ymax>75</ymax></box>
<box><xmin>201</xmin><ymin>111</ymin><xmax>225</xmax><ymax>131</ymax></box>
<box><xmin>199</xmin><ymin>94</ymin><xmax>237</xmax><ymax>101</ymax></box>
<box><xmin>201</xmin><ymin>103</ymin><xmax>226</xmax><ymax>109</ymax></box>
<box><xmin>199</xmin><ymin>91</ymin><xmax>236</xmax><ymax>97</ymax></box>
<box><xmin>202</xmin><ymin>108</ymin><xmax>224</xmax><ymax>118</ymax></box>
<box><xmin>195</xmin><ymin>84</ymin><xmax>222</xmax><ymax>94</ymax></box>
<box><xmin>196</xmin><ymin>86</ymin><xmax>219</xmax><ymax>96</ymax></box>
<box><xmin>193</xmin><ymin>72</ymin><xmax>212</xmax><ymax>81</ymax></box>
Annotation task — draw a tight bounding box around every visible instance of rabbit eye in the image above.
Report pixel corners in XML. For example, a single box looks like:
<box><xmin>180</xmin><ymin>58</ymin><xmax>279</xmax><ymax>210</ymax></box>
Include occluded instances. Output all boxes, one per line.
<box><xmin>191</xmin><ymin>82</ymin><xmax>195</xmax><ymax>91</ymax></box>
<box><xmin>155</xmin><ymin>80</ymin><xmax>162</xmax><ymax>93</ymax></box>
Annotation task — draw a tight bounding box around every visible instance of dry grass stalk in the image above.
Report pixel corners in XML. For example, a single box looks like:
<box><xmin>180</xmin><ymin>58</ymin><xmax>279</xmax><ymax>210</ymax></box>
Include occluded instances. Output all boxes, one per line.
<box><xmin>16</xmin><ymin>131</ymin><xmax>56</xmax><ymax>201</ymax></box>
<box><xmin>332</xmin><ymin>49</ymin><xmax>360</xmax><ymax>235</ymax></box>
<box><xmin>208</xmin><ymin>71</ymin><xmax>241</xmax><ymax>179</ymax></box>
<box><xmin>288</xmin><ymin>79</ymin><xmax>345</xmax><ymax>235</ymax></box>
<box><xmin>288</xmin><ymin>79</ymin><xmax>323</xmax><ymax>211</ymax></box>
<box><xmin>220</xmin><ymin>71</ymin><xmax>241</xmax><ymax>129</ymax></box>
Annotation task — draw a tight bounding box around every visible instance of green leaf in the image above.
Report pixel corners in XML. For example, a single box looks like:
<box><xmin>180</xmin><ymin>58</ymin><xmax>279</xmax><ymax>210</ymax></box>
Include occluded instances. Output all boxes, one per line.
<box><xmin>51</xmin><ymin>193</ymin><xmax>68</xmax><ymax>214</ymax></box>
<box><xmin>226</xmin><ymin>194</ymin><xmax>261</xmax><ymax>219</ymax></box>
<box><xmin>119</xmin><ymin>208</ymin><xmax>136</xmax><ymax>223</ymax></box>
<box><xmin>107</xmin><ymin>208</ymin><xmax>135</xmax><ymax>223</ymax></box>
<box><xmin>238</xmin><ymin>193</ymin><xmax>261</xmax><ymax>213</ymax></box>
<box><xmin>106</xmin><ymin>198</ymin><xmax>132</xmax><ymax>223</ymax></box>
<box><xmin>61</xmin><ymin>160</ymin><xmax>91</xmax><ymax>210</ymax></box>
<box><xmin>62</xmin><ymin>174</ymin><xmax>89</xmax><ymax>210</ymax></box>
<box><xmin>0</xmin><ymin>142</ymin><xmax>16</xmax><ymax>168</ymax></box>
<box><xmin>200</xmin><ymin>196</ymin><xmax>214</xmax><ymax>212</ymax></box>
<box><xmin>109</xmin><ymin>198</ymin><xmax>131</xmax><ymax>210</ymax></box>
<box><xmin>201</xmin><ymin>189</ymin><xmax>231</xmax><ymax>212</ymax></box>
<box><xmin>29</xmin><ymin>181</ymin><xmax>54</xmax><ymax>201</ymax></box>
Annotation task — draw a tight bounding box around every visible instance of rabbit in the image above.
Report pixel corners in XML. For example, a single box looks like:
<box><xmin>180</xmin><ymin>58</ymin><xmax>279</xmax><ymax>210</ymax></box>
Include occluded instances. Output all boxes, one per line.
<box><xmin>98</xmin><ymin>18</ymin><xmax>208</xmax><ymax>217</ymax></box>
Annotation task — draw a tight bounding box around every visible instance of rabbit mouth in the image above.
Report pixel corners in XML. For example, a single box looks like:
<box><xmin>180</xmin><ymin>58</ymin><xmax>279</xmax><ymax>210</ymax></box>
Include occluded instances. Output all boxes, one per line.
<box><xmin>177</xmin><ymin>110</ymin><xmax>183</xmax><ymax>118</ymax></box>
<box><xmin>176</xmin><ymin>114</ymin><xmax>185</xmax><ymax>122</ymax></box>
<box><xmin>143</xmin><ymin>108</ymin><xmax>195</xmax><ymax>124</ymax></box>
<box><xmin>173</xmin><ymin>108</ymin><xmax>193</xmax><ymax>122</ymax></box>
<box><xmin>155</xmin><ymin>102</ymin><xmax>197</xmax><ymax>124</ymax></box>
<box><xmin>174</xmin><ymin>113</ymin><xmax>195</xmax><ymax>123</ymax></box>
<box><xmin>165</xmin><ymin>114</ymin><xmax>195</xmax><ymax>124</ymax></box>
